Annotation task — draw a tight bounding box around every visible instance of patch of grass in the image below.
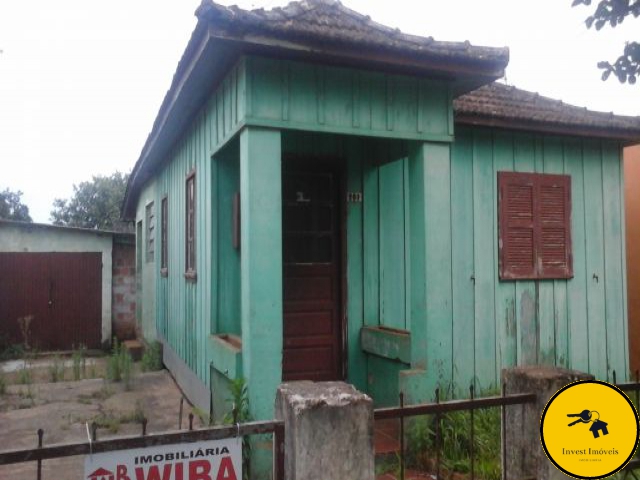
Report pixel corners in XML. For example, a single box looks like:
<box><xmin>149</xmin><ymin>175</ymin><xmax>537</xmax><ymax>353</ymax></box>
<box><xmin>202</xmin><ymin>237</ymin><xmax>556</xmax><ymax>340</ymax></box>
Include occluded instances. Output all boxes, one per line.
<box><xmin>72</xmin><ymin>344</ymin><xmax>87</xmax><ymax>381</ymax></box>
<box><xmin>16</xmin><ymin>366</ymin><xmax>32</xmax><ymax>385</ymax></box>
<box><xmin>48</xmin><ymin>355</ymin><xmax>65</xmax><ymax>383</ymax></box>
<box><xmin>92</xmin><ymin>402</ymin><xmax>146</xmax><ymax>434</ymax></box>
<box><xmin>106</xmin><ymin>339</ymin><xmax>134</xmax><ymax>389</ymax></box>
<box><xmin>141</xmin><ymin>341</ymin><xmax>163</xmax><ymax>372</ymax></box>
<box><xmin>406</xmin><ymin>388</ymin><xmax>502</xmax><ymax>480</ymax></box>
<box><xmin>0</xmin><ymin>333</ymin><xmax>24</xmax><ymax>360</ymax></box>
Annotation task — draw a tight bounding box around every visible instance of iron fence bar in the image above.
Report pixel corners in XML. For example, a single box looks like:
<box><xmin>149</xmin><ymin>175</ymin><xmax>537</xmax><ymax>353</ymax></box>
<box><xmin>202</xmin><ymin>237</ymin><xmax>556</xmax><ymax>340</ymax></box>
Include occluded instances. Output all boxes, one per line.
<box><xmin>374</xmin><ymin>392</ymin><xmax>536</xmax><ymax>420</ymax></box>
<box><xmin>435</xmin><ymin>388</ymin><xmax>441</xmax><ymax>480</ymax></box>
<box><xmin>616</xmin><ymin>382</ymin><xmax>640</xmax><ymax>392</ymax></box>
<box><xmin>636</xmin><ymin>370</ymin><xmax>640</xmax><ymax>408</ymax></box>
<box><xmin>399</xmin><ymin>392</ymin><xmax>405</xmax><ymax>480</ymax></box>
<box><xmin>624</xmin><ymin>458</ymin><xmax>640</xmax><ymax>470</ymax></box>
<box><xmin>36</xmin><ymin>429</ymin><xmax>43</xmax><ymax>480</ymax></box>
<box><xmin>0</xmin><ymin>420</ymin><xmax>284</xmax><ymax>465</ymax></box>
<box><xmin>273</xmin><ymin>423</ymin><xmax>285</xmax><ymax>480</ymax></box>
<box><xmin>470</xmin><ymin>384</ymin><xmax>475</xmax><ymax>480</ymax></box>
<box><xmin>501</xmin><ymin>383</ymin><xmax>507</xmax><ymax>480</ymax></box>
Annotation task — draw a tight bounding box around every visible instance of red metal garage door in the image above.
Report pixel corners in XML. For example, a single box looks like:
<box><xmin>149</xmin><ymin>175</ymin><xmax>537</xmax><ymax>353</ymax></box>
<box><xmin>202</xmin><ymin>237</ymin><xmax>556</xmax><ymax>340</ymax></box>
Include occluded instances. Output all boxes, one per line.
<box><xmin>0</xmin><ymin>252</ymin><xmax>102</xmax><ymax>350</ymax></box>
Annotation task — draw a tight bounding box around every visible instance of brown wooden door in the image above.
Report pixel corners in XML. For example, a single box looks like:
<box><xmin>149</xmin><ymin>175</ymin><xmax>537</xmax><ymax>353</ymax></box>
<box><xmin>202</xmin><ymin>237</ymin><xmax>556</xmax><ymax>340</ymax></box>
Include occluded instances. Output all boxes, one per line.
<box><xmin>282</xmin><ymin>165</ymin><xmax>343</xmax><ymax>381</ymax></box>
<box><xmin>0</xmin><ymin>252</ymin><xmax>102</xmax><ymax>350</ymax></box>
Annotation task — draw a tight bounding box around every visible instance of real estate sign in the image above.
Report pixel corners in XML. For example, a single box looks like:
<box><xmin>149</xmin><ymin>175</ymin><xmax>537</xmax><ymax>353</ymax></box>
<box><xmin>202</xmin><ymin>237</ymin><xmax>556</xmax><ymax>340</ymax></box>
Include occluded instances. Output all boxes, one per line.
<box><xmin>84</xmin><ymin>437</ymin><xmax>241</xmax><ymax>480</ymax></box>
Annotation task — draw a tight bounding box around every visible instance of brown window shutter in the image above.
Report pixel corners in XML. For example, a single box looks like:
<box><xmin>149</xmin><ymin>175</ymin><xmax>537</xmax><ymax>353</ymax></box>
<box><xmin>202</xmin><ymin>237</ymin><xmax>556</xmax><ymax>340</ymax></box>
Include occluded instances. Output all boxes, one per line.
<box><xmin>536</xmin><ymin>174</ymin><xmax>572</xmax><ymax>279</ymax></box>
<box><xmin>499</xmin><ymin>172</ymin><xmax>536</xmax><ymax>279</ymax></box>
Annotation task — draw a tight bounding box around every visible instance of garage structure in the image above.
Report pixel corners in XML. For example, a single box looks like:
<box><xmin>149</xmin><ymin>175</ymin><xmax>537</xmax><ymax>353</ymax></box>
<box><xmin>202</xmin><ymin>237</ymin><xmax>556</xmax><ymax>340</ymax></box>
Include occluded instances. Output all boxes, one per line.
<box><xmin>0</xmin><ymin>220</ymin><xmax>135</xmax><ymax>350</ymax></box>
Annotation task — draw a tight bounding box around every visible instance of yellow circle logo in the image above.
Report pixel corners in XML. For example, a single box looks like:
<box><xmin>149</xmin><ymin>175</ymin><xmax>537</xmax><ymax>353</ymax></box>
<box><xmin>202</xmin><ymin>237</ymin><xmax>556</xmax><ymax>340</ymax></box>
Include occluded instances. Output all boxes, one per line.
<box><xmin>540</xmin><ymin>380</ymin><xmax>639</xmax><ymax>479</ymax></box>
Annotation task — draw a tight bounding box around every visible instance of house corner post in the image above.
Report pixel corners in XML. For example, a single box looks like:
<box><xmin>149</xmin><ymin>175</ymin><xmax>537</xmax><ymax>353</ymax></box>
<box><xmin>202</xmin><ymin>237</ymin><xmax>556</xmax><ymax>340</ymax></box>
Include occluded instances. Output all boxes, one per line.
<box><xmin>240</xmin><ymin>126</ymin><xmax>283</xmax><ymax>478</ymax></box>
<box><xmin>502</xmin><ymin>366</ymin><xmax>593</xmax><ymax>480</ymax></box>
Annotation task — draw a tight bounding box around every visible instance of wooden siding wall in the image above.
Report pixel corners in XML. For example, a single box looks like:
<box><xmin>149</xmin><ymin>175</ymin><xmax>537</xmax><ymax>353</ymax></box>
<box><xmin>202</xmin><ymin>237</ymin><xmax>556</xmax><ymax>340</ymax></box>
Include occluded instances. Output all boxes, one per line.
<box><xmin>448</xmin><ymin>127</ymin><xmax>628</xmax><ymax>387</ymax></box>
<box><xmin>152</xmin><ymin>61</ymin><xmax>244</xmax><ymax>385</ymax></box>
<box><xmin>247</xmin><ymin>57</ymin><xmax>453</xmax><ymax>142</ymax></box>
<box><xmin>625</xmin><ymin>145</ymin><xmax>640</xmax><ymax>375</ymax></box>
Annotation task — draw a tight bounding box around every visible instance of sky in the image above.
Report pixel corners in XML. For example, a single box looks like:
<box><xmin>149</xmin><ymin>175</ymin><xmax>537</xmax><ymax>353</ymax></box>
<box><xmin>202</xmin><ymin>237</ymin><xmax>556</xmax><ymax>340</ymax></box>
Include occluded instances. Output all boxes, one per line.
<box><xmin>0</xmin><ymin>0</ymin><xmax>638</xmax><ymax>223</ymax></box>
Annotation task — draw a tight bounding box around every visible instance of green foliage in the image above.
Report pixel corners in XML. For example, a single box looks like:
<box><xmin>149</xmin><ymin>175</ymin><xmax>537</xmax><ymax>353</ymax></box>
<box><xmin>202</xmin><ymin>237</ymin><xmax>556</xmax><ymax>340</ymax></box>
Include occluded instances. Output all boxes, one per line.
<box><xmin>16</xmin><ymin>366</ymin><xmax>32</xmax><ymax>385</ymax></box>
<box><xmin>48</xmin><ymin>355</ymin><xmax>65</xmax><ymax>382</ymax></box>
<box><xmin>192</xmin><ymin>406</ymin><xmax>212</xmax><ymax>426</ymax></box>
<box><xmin>0</xmin><ymin>188</ymin><xmax>32</xmax><ymax>222</ymax></box>
<box><xmin>573</xmin><ymin>0</ymin><xmax>640</xmax><ymax>83</ymax></box>
<box><xmin>106</xmin><ymin>339</ymin><xmax>134</xmax><ymax>389</ymax></box>
<box><xmin>72</xmin><ymin>344</ymin><xmax>87</xmax><ymax>381</ymax></box>
<box><xmin>406</xmin><ymin>389</ymin><xmax>502</xmax><ymax>480</ymax></box>
<box><xmin>50</xmin><ymin>171</ymin><xmax>130</xmax><ymax>231</ymax></box>
<box><xmin>92</xmin><ymin>402</ymin><xmax>146</xmax><ymax>434</ymax></box>
<box><xmin>0</xmin><ymin>333</ymin><xmax>24</xmax><ymax>361</ymax></box>
<box><xmin>141</xmin><ymin>341</ymin><xmax>163</xmax><ymax>372</ymax></box>
<box><xmin>224</xmin><ymin>378</ymin><xmax>251</xmax><ymax>480</ymax></box>
<box><xmin>0</xmin><ymin>372</ymin><xmax>6</xmax><ymax>395</ymax></box>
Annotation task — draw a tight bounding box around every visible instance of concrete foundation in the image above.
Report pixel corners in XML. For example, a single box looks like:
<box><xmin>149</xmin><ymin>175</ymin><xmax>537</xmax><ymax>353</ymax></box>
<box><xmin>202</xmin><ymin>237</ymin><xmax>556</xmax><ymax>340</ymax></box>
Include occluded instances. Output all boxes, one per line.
<box><xmin>275</xmin><ymin>381</ymin><xmax>374</xmax><ymax>480</ymax></box>
<box><xmin>502</xmin><ymin>366</ymin><xmax>593</xmax><ymax>480</ymax></box>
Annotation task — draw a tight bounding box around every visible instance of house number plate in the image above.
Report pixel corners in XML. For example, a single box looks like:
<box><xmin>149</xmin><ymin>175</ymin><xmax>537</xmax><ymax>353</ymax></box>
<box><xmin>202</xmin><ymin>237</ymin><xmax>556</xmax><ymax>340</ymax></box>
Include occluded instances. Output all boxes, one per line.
<box><xmin>347</xmin><ymin>192</ymin><xmax>363</xmax><ymax>203</ymax></box>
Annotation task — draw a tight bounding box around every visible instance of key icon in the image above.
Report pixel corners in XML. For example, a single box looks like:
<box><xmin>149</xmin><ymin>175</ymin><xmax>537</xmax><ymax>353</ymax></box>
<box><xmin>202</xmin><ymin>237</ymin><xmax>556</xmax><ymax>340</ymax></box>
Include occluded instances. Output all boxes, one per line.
<box><xmin>567</xmin><ymin>409</ymin><xmax>592</xmax><ymax>426</ymax></box>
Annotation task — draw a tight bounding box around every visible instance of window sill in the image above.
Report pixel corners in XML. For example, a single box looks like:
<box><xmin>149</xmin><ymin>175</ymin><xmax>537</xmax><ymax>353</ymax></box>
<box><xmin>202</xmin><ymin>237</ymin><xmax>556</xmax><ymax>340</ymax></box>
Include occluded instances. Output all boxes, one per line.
<box><xmin>184</xmin><ymin>270</ymin><xmax>197</xmax><ymax>281</ymax></box>
<box><xmin>160</xmin><ymin>268</ymin><xmax>168</xmax><ymax>278</ymax></box>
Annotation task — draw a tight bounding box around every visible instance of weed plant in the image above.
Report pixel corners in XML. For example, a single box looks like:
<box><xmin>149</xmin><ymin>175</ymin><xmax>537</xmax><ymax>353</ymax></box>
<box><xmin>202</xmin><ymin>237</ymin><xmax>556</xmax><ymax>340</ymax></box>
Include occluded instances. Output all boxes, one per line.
<box><xmin>0</xmin><ymin>372</ymin><xmax>6</xmax><ymax>395</ymax></box>
<box><xmin>405</xmin><ymin>388</ymin><xmax>501</xmax><ymax>480</ymax></box>
<box><xmin>141</xmin><ymin>341</ymin><xmax>163</xmax><ymax>372</ymax></box>
<box><xmin>107</xmin><ymin>339</ymin><xmax>134</xmax><ymax>389</ymax></box>
<box><xmin>48</xmin><ymin>355</ymin><xmax>65</xmax><ymax>382</ymax></box>
<box><xmin>17</xmin><ymin>366</ymin><xmax>32</xmax><ymax>385</ymax></box>
<box><xmin>224</xmin><ymin>378</ymin><xmax>251</xmax><ymax>480</ymax></box>
<box><xmin>72</xmin><ymin>344</ymin><xmax>86</xmax><ymax>381</ymax></box>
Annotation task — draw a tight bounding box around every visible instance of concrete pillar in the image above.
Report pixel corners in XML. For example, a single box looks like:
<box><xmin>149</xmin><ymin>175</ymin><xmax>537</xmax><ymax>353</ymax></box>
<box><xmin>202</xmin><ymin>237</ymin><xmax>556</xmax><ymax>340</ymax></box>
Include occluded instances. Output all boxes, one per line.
<box><xmin>276</xmin><ymin>381</ymin><xmax>374</xmax><ymax>480</ymax></box>
<box><xmin>503</xmin><ymin>366</ymin><xmax>593</xmax><ymax>480</ymax></box>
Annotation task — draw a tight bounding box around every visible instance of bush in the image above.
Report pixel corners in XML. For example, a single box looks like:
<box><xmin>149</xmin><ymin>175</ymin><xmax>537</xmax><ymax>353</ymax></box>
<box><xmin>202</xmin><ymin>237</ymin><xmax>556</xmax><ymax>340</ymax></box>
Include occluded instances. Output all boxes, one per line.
<box><xmin>141</xmin><ymin>341</ymin><xmax>163</xmax><ymax>372</ymax></box>
<box><xmin>406</xmin><ymin>388</ymin><xmax>501</xmax><ymax>480</ymax></box>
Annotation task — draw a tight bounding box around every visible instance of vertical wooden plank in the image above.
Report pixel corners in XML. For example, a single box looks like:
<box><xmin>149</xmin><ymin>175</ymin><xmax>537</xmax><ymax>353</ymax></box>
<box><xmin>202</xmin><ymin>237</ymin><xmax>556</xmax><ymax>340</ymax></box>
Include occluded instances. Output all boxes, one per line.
<box><xmin>513</xmin><ymin>133</ymin><xmax>538</xmax><ymax>365</ymax></box>
<box><xmin>352</xmin><ymin>71</ymin><xmax>360</xmax><ymax>129</ymax></box>
<box><xmin>281</xmin><ymin>61</ymin><xmax>290</xmax><ymax>122</ymax></box>
<box><xmin>450</xmin><ymin>128</ymin><xmax>476</xmax><ymax>392</ymax></box>
<box><xmin>543</xmin><ymin>136</ymin><xmax>569</xmax><ymax>367</ymax></box>
<box><xmin>378</xmin><ymin>160</ymin><xmax>406</xmax><ymax>329</ymax></box>
<box><xmin>564</xmin><ymin>138</ymin><xmax>589</xmax><ymax>373</ymax></box>
<box><xmin>493</xmin><ymin>131</ymin><xmax>517</xmax><ymax>379</ymax></box>
<box><xmin>602</xmin><ymin>141</ymin><xmax>627</xmax><ymax>380</ymax></box>
<box><xmin>385</xmin><ymin>75</ymin><xmax>394</xmax><ymax>131</ymax></box>
<box><xmin>392</xmin><ymin>76</ymin><xmax>417</xmax><ymax>135</ymax></box>
<box><xmin>346</xmin><ymin>138</ymin><xmax>367</xmax><ymax>391</ymax></box>
<box><xmin>534</xmin><ymin>137</ymin><xmax>555</xmax><ymax>366</ymax></box>
<box><xmin>316</xmin><ymin>65</ymin><xmax>325</xmax><ymax>125</ymax></box>
<box><xmin>583</xmin><ymin>140</ymin><xmax>607</xmax><ymax>380</ymax></box>
<box><xmin>472</xmin><ymin>130</ymin><xmax>497</xmax><ymax>390</ymax></box>
<box><xmin>403</xmin><ymin>157</ymin><xmax>411</xmax><ymax>332</ymax></box>
<box><xmin>424</xmin><ymin>143</ymin><xmax>453</xmax><ymax>390</ymax></box>
<box><xmin>363</xmin><ymin>153</ymin><xmax>380</xmax><ymax>326</ymax></box>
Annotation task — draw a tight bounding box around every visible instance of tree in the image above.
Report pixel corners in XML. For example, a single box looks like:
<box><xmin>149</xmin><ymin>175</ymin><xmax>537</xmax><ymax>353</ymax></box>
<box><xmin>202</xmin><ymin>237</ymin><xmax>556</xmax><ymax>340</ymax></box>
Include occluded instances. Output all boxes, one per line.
<box><xmin>51</xmin><ymin>171</ymin><xmax>130</xmax><ymax>231</ymax></box>
<box><xmin>573</xmin><ymin>0</ymin><xmax>640</xmax><ymax>83</ymax></box>
<box><xmin>0</xmin><ymin>188</ymin><xmax>32</xmax><ymax>222</ymax></box>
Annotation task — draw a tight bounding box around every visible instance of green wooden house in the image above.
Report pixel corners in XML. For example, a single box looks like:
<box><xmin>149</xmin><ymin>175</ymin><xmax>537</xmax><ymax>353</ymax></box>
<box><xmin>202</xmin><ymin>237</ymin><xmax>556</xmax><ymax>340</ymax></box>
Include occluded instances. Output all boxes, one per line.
<box><xmin>122</xmin><ymin>0</ymin><xmax>640</xmax><ymax>425</ymax></box>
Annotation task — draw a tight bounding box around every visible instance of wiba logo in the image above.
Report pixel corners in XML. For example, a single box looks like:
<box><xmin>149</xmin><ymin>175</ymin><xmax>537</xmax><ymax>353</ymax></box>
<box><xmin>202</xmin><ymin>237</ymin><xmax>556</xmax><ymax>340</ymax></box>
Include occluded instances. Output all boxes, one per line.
<box><xmin>87</xmin><ymin>467</ymin><xmax>114</xmax><ymax>480</ymax></box>
<box><xmin>540</xmin><ymin>380</ymin><xmax>639</xmax><ymax>479</ymax></box>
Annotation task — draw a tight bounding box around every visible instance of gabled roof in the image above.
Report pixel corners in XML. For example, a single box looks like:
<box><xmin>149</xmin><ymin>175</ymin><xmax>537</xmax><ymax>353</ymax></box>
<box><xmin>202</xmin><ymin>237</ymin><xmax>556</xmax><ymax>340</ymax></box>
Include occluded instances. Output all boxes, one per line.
<box><xmin>454</xmin><ymin>82</ymin><xmax>640</xmax><ymax>142</ymax></box>
<box><xmin>122</xmin><ymin>0</ymin><xmax>510</xmax><ymax>219</ymax></box>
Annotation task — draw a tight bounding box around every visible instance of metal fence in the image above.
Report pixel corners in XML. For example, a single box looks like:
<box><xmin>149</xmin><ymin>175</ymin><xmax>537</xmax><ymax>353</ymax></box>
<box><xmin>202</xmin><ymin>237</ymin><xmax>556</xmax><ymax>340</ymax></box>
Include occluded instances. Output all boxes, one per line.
<box><xmin>373</xmin><ymin>386</ymin><xmax>536</xmax><ymax>480</ymax></box>
<box><xmin>613</xmin><ymin>370</ymin><xmax>640</xmax><ymax>479</ymax></box>
<box><xmin>0</xmin><ymin>412</ymin><xmax>285</xmax><ymax>480</ymax></box>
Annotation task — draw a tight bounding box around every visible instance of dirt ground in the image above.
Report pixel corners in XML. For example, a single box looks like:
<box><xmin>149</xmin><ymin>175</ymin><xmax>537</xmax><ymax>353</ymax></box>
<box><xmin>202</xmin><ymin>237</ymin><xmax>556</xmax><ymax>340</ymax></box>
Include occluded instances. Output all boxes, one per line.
<box><xmin>0</xmin><ymin>359</ymin><xmax>210</xmax><ymax>479</ymax></box>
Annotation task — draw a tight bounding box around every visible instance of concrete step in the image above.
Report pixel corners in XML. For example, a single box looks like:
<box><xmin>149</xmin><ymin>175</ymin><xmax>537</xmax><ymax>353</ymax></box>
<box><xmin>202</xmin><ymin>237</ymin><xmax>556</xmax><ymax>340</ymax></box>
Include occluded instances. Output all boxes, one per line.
<box><xmin>123</xmin><ymin>339</ymin><xmax>144</xmax><ymax>362</ymax></box>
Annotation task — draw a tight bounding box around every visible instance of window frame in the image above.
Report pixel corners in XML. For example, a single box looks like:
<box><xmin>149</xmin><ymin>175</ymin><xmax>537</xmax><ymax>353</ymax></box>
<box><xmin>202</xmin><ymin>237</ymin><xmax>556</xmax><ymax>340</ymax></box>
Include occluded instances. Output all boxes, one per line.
<box><xmin>185</xmin><ymin>171</ymin><xmax>197</xmax><ymax>280</ymax></box>
<box><xmin>498</xmin><ymin>171</ymin><xmax>573</xmax><ymax>281</ymax></box>
<box><xmin>145</xmin><ymin>201</ymin><xmax>155</xmax><ymax>264</ymax></box>
<box><xmin>160</xmin><ymin>195</ymin><xmax>168</xmax><ymax>277</ymax></box>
